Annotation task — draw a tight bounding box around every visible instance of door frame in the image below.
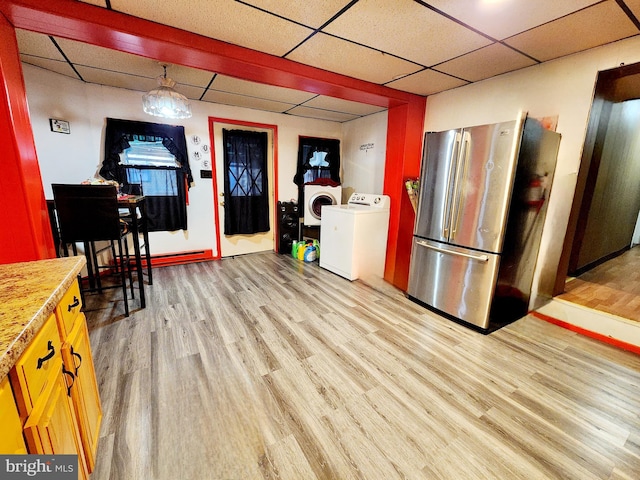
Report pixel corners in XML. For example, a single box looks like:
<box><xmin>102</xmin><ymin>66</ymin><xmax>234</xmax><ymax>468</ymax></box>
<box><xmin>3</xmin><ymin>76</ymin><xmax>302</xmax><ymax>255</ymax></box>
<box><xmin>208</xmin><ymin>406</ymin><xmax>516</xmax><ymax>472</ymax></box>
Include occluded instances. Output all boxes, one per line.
<box><xmin>208</xmin><ymin>117</ymin><xmax>279</xmax><ymax>259</ymax></box>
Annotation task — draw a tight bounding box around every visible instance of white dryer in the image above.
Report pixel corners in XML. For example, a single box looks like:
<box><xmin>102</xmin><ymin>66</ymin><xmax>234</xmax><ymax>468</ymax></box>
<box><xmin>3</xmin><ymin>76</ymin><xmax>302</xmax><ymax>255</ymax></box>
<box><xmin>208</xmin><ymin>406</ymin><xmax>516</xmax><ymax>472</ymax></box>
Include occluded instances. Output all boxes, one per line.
<box><xmin>320</xmin><ymin>193</ymin><xmax>391</xmax><ymax>281</ymax></box>
<box><xmin>303</xmin><ymin>184</ymin><xmax>342</xmax><ymax>226</ymax></box>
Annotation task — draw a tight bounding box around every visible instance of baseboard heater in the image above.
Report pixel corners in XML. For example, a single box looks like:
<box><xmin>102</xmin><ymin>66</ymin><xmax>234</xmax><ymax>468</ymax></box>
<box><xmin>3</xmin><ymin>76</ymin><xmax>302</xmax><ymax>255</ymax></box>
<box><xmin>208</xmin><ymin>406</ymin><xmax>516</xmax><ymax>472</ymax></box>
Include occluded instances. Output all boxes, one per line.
<box><xmin>81</xmin><ymin>249</ymin><xmax>215</xmax><ymax>284</ymax></box>
<box><xmin>138</xmin><ymin>249</ymin><xmax>215</xmax><ymax>268</ymax></box>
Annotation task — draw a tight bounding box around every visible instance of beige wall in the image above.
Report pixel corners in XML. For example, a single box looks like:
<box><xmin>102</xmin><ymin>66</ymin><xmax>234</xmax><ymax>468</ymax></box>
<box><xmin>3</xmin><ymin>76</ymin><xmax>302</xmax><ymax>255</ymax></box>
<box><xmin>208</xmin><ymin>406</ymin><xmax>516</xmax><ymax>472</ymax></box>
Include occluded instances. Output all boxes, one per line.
<box><xmin>22</xmin><ymin>64</ymin><xmax>345</xmax><ymax>257</ymax></box>
<box><xmin>423</xmin><ymin>35</ymin><xmax>640</xmax><ymax>307</ymax></box>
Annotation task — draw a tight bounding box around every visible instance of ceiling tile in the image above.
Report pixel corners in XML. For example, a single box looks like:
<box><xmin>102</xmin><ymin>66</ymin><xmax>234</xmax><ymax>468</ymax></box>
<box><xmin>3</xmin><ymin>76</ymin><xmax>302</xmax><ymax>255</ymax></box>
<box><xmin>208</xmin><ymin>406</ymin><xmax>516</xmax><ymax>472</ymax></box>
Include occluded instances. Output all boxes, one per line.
<box><xmin>210</xmin><ymin>75</ymin><xmax>315</xmax><ymax>104</ymax></box>
<box><xmin>110</xmin><ymin>0</ymin><xmax>313</xmax><ymax>57</ymax></box>
<box><xmin>426</xmin><ymin>0</ymin><xmax>602</xmax><ymax>40</ymax></box>
<box><xmin>16</xmin><ymin>30</ymin><xmax>65</xmax><ymax>60</ymax></box>
<box><xmin>54</xmin><ymin>38</ymin><xmax>215</xmax><ymax>87</ymax></box>
<box><xmin>301</xmin><ymin>96</ymin><xmax>387</xmax><ymax>115</ymax></box>
<box><xmin>385</xmin><ymin>69</ymin><xmax>468</xmax><ymax>96</ymax></box>
<box><xmin>20</xmin><ymin>56</ymin><xmax>79</xmax><ymax>79</ymax></box>
<box><xmin>285</xmin><ymin>106</ymin><xmax>359</xmax><ymax>122</ymax></box>
<box><xmin>240</xmin><ymin>0</ymin><xmax>354</xmax><ymax>28</ymax></box>
<box><xmin>76</xmin><ymin>66</ymin><xmax>206</xmax><ymax>101</ymax></box>
<box><xmin>322</xmin><ymin>0</ymin><xmax>491</xmax><ymax>66</ymax></box>
<box><xmin>74</xmin><ymin>66</ymin><xmax>157</xmax><ymax>92</ymax></box>
<box><xmin>624</xmin><ymin>0</ymin><xmax>640</xmax><ymax>20</ymax></box>
<box><xmin>505</xmin><ymin>1</ymin><xmax>640</xmax><ymax>62</ymax></box>
<box><xmin>435</xmin><ymin>43</ymin><xmax>537</xmax><ymax>82</ymax></box>
<box><xmin>287</xmin><ymin>32</ymin><xmax>422</xmax><ymax>84</ymax></box>
<box><xmin>77</xmin><ymin>0</ymin><xmax>108</xmax><ymax>6</ymax></box>
<box><xmin>200</xmin><ymin>90</ymin><xmax>293</xmax><ymax>113</ymax></box>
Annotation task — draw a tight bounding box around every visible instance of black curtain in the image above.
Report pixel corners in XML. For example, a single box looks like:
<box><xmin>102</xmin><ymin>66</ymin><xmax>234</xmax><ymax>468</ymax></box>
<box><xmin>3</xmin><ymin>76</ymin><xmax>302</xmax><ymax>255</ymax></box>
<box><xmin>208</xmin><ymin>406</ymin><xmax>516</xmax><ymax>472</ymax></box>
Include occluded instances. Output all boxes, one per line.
<box><xmin>293</xmin><ymin>137</ymin><xmax>340</xmax><ymax>186</ymax></box>
<box><xmin>293</xmin><ymin>136</ymin><xmax>341</xmax><ymax>211</ymax></box>
<box><xmin>223</xmin><ymin>129</ymin><xmax>270</xmax><ymax>235</ymax></box>
<box><xmin>99</xmin><ymin>118</ymin><xmax>192</xmax><ymax>231</ymax></box>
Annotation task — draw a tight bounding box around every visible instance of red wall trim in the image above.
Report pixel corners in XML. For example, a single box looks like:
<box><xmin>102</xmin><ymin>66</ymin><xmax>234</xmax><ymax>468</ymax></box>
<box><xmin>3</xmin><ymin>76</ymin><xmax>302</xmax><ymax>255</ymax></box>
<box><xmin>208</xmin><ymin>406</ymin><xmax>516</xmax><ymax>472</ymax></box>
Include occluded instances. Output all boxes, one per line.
<box><xmin>0</xmin><ymin>14</ymin><xmax>55</xmax><ymax>263</ymax></box>
<box><xmin>383</xmin><ymin>100</ymin><xmax>426</xmax><ymax>290</ymax></box>
<box><xmin>532</xmin><ymin>311</ymin><xmax>640</xmax><ymax>355</ymax></box>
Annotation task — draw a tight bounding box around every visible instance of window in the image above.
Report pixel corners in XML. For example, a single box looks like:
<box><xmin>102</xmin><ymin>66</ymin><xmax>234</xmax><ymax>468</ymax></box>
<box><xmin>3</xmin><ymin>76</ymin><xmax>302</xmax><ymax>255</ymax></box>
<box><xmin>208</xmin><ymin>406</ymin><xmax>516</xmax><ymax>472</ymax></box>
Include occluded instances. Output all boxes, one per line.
<box><xmin>120</xmin><ymin>139</ymin><xmax>180</xmax><ymax>168</ymax></box>
<box><xmin>222</xmin><ymin>129</ymin><xmax>270</xmax><ymax>235</ymax></box>
<box><xmin>100</xmin><ymin>118</ymin><xmax>192</xmax><ymax>232</ymax></box>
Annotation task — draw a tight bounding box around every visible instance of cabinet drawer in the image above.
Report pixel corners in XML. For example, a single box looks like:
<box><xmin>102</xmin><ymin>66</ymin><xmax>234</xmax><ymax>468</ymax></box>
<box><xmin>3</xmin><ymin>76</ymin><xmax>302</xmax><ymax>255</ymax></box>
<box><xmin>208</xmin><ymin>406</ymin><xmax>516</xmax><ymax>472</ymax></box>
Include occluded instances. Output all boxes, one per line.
<box><xmin>56</xmin><ymin>280</ymin><xmax>82</xmax><ymax>338</ymax></box>
<box><xmin>11</xmin><ymin>314</ymin><xmax>63</xmax><ymax>415</ymax></box>
<box><xmin>0</xmin><ymin>375</ymin><xmax>27</xmax><ymax>454</ymax></box>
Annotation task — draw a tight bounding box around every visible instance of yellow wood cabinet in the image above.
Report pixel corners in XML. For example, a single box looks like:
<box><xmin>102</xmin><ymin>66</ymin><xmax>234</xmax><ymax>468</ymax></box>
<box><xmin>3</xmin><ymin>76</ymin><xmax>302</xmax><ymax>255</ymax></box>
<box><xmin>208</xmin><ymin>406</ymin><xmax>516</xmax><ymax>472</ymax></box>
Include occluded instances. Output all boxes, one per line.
<box><xmin>3</xmin><ymin>276</ymin><xmax>101</xmax><ymax>479</ymax></box>
<box><xmin>10</xmin><ymin>314</ymin><xmax>63</xmax><ymax>415</ymax></box>
<box><xmin>0</xmin><ymin>376</ymin><xmax>27</xmax><ymax>454</ymax></box>
<box><xmin>22</xmin><ymin>369</ymin><xmax>88</xmax><ymax>480</ymax></box>
<box><xmin>61</xmin><ymin>313</ymin><xmax>103</xmax><ymax>472</ymax></box>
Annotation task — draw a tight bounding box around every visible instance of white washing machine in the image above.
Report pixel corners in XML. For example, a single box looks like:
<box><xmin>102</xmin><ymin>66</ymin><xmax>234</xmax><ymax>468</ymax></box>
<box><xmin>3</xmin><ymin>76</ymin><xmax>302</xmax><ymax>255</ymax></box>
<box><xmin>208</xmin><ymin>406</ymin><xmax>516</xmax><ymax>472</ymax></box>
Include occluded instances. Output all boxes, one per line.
<box><xmin>320</xmin><ymin>192</ymin><xmax>391</xmax><ymax>281</ymax></box>
<box><xmin>303</xmin><ymin>184</ymin><xmax>342</xmax><ymax>226</ymax></box>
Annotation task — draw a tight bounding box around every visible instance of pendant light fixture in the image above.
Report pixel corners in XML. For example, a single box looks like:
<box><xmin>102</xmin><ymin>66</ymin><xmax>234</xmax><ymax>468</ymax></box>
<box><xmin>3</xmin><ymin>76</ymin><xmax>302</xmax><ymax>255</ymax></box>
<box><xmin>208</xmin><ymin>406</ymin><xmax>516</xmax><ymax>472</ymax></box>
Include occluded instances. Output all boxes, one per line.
<box><xmin>142</xmin><ymin>64</ymin><xmax>192</xmax><ymax>119</ymax></box>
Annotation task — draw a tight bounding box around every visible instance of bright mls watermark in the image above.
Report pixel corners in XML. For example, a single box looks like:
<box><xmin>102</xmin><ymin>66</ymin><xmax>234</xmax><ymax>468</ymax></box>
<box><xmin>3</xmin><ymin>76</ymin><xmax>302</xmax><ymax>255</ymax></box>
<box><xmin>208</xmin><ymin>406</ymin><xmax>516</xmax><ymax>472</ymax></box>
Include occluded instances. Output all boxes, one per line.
<box><xmin>0</xmin><ymin>455</ymin><xmax>77</xmax><ymax>479</ymax></box>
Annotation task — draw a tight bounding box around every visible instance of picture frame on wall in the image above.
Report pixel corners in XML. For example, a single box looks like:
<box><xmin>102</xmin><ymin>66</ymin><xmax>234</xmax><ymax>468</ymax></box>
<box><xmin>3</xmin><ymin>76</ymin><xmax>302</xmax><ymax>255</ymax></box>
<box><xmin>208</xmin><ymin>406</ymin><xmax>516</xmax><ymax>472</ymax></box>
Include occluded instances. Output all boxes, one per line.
<box><xmin>50</xmin><ymin>118</ymin><xmax>70</xmax><ymax>134</ymax></box>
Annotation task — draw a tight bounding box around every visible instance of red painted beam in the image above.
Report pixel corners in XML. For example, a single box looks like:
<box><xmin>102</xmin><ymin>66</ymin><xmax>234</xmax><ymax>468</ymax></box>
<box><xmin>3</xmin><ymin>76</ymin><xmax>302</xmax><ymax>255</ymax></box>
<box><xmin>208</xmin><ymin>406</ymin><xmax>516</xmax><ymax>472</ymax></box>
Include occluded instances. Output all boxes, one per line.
<box><xmin>0</xmin><ymin>14</ymin><xmax>55</xmax><ymax>262</ymax></box>
<box><xmin>0</xmin><ymin>0</ymin><xmax>420</xmax><ymax>108</ymax></box>
<box><xmin>383</xmin><ymin>100</ymin><xmax>426</xmax><ymax>290</ymax></box>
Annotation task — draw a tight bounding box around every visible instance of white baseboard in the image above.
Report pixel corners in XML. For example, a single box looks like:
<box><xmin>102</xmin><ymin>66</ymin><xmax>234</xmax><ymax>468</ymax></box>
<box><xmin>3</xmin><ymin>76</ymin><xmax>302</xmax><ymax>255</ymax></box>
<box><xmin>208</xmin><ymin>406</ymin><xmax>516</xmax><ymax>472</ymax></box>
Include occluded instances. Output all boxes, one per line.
<box><xmin>535</xmin><ymin>299</ymin><xmax>640</xmax><ymax>350</ymax></box>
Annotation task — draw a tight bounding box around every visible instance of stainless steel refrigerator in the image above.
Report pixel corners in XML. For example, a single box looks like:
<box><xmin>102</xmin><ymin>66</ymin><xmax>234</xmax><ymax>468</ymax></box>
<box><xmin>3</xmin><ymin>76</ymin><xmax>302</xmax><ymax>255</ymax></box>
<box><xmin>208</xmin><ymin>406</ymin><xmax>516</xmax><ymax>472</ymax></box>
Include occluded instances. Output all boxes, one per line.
<box><xmin>407</xmin><ymin>115</ymin><xmax>561</xmax><ymax>331</ymax></box>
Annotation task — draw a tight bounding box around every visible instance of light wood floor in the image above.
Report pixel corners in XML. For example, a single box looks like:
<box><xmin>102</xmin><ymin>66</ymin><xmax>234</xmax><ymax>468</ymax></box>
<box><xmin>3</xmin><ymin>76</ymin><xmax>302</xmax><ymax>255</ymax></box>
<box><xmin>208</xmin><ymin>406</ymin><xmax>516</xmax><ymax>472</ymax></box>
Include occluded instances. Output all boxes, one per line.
<box><xmin>559</xmin><ymin>245</ymin><xmax>640</xmax><ymax>322</ymax></box>
<box><xmin>84</xmin><ymin>252</ymin><xmax>640</xmax><ymax>480</ymax></box>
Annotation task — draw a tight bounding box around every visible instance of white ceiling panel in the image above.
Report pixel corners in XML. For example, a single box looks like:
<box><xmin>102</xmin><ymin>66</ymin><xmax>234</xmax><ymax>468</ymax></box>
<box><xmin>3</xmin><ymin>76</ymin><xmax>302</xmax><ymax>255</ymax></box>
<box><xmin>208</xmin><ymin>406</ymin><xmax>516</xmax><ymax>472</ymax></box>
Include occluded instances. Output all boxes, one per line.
<box><xmin>626</xmin><ymin>0</ymin><xmax>640</xmax><ymax>19</ymax></box>
<box><xmin>386</xmin><ymin>69</ymin><xmax>469</xmax><ymax>96</ymax></box>
<box><xmin>200</xmin><ymin>90</ymin><xmax>295</xmax><ymax>113</ymax></box>
<box><xmin>426</xmin><ymin>0</ymin><xmax>603</xmax><ymax>40</ymax></box>
<box><xmin>16</xmin><ymin>29</ymin><xmax>66</xmax><ymax>59</ymax></box>
<box><xmin>505</xmin><ymin>1</ymin><xmax>639</xmax><ymax>62</ymax></box>
<box><xmin>54</xmin><ymin>38</ymin><xmax>214</xmax><ymax>88</ymax></box>
<box><xmin>286</xmin><ymin>106</ymin><xmax>360</xmax><ymax>122</ymax></box>
<box><xmin>110</xmin><ymin>0</ymin><xmax>313</xmax><ymax>57</ymax></box>
<box><xmin>240</xmin><ymin>0</ymin><xmax>354</xmax><ymax>29</ymax></box>
<box><xmin>77</xmin><ymin>0</ymin><xmax>106</xmax><ymax>6</ymax></box>
<box><xmin>210</xmin><ymin>75</ymin><xmax>316</xmax><ymax>105</ymax></box>
<box><xmin>287</xmin><ymin>32</ymin><xmax>423</xmax><ymax>84</ymax></box>
<box><xmin>302</xmin><ymin>96</ymin><xmax>387</xmax><ymax>116</ymax></box>
<box><xmin>323</xmin><ymin>0</ymin><xmax>492</xmax><ymax>66</ymax></box>
<box><xmin>435</xmin><ymin>43</ymin><xmax>537</xmax><ymax>82</ymax></box>
<box><xmin>20</xmin><ymin>56</ymin><xmax>78</xmax><ymax>79</ymax></box>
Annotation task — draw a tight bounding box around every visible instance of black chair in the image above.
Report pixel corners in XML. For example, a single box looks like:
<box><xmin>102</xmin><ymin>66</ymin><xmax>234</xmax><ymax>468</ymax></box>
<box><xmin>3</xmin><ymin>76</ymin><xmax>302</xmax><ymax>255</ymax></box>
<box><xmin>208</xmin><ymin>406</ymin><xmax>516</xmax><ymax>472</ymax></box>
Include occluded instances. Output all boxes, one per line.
<box><xmin>52</xmin><ymin>184</ymin><xmax>134</xmax><ymax>317</ymax></box>
<box><xmin>46</xmin><ymin>199</ymin><xmax>62</xmax><ymax>257</ymax></box>
<box><xmin>119</xmin><ymin>183</ymin><xmax>153</xmax><ymax>285</ymax></box>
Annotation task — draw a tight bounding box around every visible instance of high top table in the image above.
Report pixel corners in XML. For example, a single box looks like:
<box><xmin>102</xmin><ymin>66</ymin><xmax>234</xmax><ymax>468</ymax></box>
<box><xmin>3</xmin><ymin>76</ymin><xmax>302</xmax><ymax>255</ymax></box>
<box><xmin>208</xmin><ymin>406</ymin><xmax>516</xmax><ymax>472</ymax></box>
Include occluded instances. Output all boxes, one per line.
<box><xmin>118</xmin><ymin>194</ymin><xmax>152</xmax><ymax>308</ymax></box>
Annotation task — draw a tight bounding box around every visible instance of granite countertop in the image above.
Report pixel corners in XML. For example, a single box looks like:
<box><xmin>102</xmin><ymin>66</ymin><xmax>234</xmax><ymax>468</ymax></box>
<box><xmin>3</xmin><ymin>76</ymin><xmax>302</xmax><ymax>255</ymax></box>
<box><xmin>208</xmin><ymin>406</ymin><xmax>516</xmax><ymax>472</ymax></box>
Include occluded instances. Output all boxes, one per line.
<box><xmin>0</xmin><ymin>256</ymin><xmax>86</xmax><ymax>380</ymax></box>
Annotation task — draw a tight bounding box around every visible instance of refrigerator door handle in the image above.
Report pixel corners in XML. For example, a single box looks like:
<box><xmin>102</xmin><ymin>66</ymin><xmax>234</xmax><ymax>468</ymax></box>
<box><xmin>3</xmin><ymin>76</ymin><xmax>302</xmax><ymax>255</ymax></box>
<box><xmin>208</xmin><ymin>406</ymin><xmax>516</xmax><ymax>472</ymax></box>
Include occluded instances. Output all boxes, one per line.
<box><xmin>443</xmin><ymin>132</ymin><xmax>462</xmax><ymax>237</ymax></box>
<box><xmin>450</xmin><ymin>131</ymin><xmax>471</xmax><ymax>239</ymax></box>
<box><xmin>416</xmin><ymin>240</ymin><xmax>489</xmax><ymax>262</ymax></box>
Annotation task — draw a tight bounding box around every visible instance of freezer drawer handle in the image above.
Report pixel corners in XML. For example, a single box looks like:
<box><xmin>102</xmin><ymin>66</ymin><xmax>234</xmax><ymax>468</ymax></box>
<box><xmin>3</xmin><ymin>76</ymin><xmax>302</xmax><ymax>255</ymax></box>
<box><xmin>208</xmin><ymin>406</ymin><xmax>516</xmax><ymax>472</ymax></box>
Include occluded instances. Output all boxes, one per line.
<box><xmin>417</xmin><ymin>241</ymin><xmax>489</xmax><ymax>262</ymax></box>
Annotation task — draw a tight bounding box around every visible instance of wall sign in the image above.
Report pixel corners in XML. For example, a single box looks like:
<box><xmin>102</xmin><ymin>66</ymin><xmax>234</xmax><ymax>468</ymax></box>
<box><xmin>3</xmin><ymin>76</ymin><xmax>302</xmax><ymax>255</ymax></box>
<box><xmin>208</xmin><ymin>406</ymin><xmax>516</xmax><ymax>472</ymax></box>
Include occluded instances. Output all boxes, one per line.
<box><xmin>50</xmin><ymin>118</ymin><xmax>70</xmax><ymax>134</ymax></box>
<box><xmin>360</xmin><ymin>142</ymin><xmax>374</xmax><ymax>152</ymax></box>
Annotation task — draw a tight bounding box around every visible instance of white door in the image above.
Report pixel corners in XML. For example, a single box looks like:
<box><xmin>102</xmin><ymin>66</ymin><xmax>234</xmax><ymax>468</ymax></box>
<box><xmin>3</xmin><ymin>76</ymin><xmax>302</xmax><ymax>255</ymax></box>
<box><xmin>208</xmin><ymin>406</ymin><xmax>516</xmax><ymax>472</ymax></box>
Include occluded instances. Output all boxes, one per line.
<box><xmin>211</xmin><ymin>121</ymin><xmax>275</xmax><ymax>257</ymax></box>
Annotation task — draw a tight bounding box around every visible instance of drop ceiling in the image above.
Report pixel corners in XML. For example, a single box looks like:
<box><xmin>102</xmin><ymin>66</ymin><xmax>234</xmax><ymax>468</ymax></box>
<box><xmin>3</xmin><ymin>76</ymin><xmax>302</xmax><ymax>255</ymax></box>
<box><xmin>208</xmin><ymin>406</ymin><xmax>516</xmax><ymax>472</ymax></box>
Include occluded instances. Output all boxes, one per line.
<box><xmin>14</xmin><ymin>0</ymin><xmax>640</xmax><ymax>122</ymax></box>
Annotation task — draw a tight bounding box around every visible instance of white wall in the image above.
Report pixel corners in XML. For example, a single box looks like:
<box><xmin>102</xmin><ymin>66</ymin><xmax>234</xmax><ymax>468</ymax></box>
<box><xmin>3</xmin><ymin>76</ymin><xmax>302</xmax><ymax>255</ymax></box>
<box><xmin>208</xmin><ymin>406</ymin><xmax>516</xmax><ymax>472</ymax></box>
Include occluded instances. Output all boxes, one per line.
<box><xmin>23</xmin><ymin>64</ymin><xmax>350</xmax><ymax>257</ymax></box>
<box><xmin>341</xmin><ymin>111</ymin><xmax>388</xmax><ymax>200</ymax></box>
<box><xmin>423</xmin><ymin>35</ymin><xmax>640</xmax><ymax>306</ymax></box>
